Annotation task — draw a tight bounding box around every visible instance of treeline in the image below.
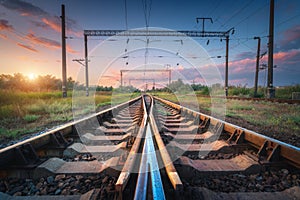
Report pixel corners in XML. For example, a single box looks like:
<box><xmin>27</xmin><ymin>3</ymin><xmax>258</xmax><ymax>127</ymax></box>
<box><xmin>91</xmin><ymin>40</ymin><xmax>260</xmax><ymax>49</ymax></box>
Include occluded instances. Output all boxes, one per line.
<box><xmin>151</xmin><ymin>79</ymin><xmax>300</xmax><ymax>99</ymax></box>
<box><xmin>0</xmin><ymin>73</ymin><xmax>76</xmax><ymax>92</ymax></box>
<box><xmin>0</xmin><ymin>73</ymin><xmax>116</xmax><ymax>92</ymax></box>
<box><xmin>154</xmin><ymin>79</ymin><xmax>211</xmax><ymax>95</ymax></box>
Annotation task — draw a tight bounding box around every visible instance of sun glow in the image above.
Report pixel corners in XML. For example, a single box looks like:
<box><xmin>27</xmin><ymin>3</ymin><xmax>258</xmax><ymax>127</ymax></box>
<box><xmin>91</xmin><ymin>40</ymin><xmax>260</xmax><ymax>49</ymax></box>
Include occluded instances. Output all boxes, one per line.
<box><xmin>28</xmin><ymin>73</ymin><xmax>36</xmax><ymax>80</ymax></box>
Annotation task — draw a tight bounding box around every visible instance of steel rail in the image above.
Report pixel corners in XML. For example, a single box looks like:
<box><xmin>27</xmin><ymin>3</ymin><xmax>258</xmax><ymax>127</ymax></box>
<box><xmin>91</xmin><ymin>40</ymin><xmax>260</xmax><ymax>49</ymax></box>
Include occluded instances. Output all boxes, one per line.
<box><xmin>115</xmin><ymin>96</ymin><xmax>148</xmax><ymax>198</ymax></box>
<box><xmin>134</xmin><ymin>125</ymin><xmax>166</xmax><ymax>200</ymax></box>
<box><xmin>149</xmin><ymin>103</ymin><xmax>183</xmax><ymax>191</ymax></box>
<box><xmin>134</xmin><ymin>95</ymin><xmax>166</xmax><ymax>200</ymax></box>
<box><xmin>196</xmin><ymin>95</ymin><xmax>300</xmax><ymax>105</ymax></box>
<box><xmin>0</xmin><ymin>96</ymin><xmax>142</xmax><ymax>169</ymax></box>
<box><xmin>0</xmin><ymin>96</ymin><xmax>142</xmax><ymax>154</ymax></box>
<box><xmin>153</xmin><ymin>96</ymin><xmax>300</xmax><ymax>168</ymax></box>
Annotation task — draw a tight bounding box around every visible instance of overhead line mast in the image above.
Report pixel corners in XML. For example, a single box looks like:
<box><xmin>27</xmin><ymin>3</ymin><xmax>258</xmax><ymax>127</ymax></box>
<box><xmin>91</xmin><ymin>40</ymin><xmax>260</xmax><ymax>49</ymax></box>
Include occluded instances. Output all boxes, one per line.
<box><xmin>84</xmin><ymin>24</ymin><xmax>234</xmax><ymax>96</ymax></box>
<box><xmin>267</xmin><ymin>0</ymin><xmax>275</xmax><ymax>98</ymax></box>
<box><xmin>61</xmin><ymin>4</ymin><xmax>67</xmax><ymax>98</ymax></box>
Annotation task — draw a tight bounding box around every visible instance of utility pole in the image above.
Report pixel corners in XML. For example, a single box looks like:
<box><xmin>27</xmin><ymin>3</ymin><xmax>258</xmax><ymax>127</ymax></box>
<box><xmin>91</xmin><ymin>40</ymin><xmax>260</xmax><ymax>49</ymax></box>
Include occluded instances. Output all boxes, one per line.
<box><xmin>61</xmin><ymin>4</ymin><xmax>67</xmax><ymax>98</ymax></box>
<box><xmin>267</xmin><ymin>0</ymin><xmax>275</xmax><ymax>98</ymax></box>
<box><xmin>224</xmin><ymin>28</ymin><xmax>234</xmax><ymax>97</ymax></box>
<box><xmin>225</xmin><ymin>35</ymin><xmax>229</xmax><ymax>97</ymax></box>
<box><xmin>120</xmin><ymin>71</ymin><xmax>123</xmax><ymax>87</ymax></box>
<box><xmin>84</xmin><ymin>35</ymin><xmax>89</xmax><ymax>96</ymax></box>
<box><xmin>254</xmin><ymin>37</ymin><xmax>261</xmax><ymax>97</ymax></box>
<box><xmin>169</xmin><ymin>70</ymin><xmax>171</xmax><ymax>85</ymax></box>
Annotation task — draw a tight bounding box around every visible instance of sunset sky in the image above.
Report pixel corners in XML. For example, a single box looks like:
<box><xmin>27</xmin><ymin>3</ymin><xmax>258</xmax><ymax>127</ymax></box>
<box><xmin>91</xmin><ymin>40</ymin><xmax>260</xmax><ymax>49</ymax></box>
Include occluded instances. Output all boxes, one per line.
<box><xmin>0</xmin><ymin>0</ymin><xmax>300</xmax><ymax>88</ymax></box>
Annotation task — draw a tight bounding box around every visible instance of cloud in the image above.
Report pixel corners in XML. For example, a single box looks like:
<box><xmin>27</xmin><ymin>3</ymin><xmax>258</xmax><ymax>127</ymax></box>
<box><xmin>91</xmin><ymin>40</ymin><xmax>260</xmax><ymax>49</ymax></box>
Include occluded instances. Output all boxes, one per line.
<box><xmin>17</xmin><ymin>43</ymin><xmax>38</xmax><ymax>52</ymax></box>
<box><xmin>279</xmin><ymin>25</ymin><xmax>300</xmax><ymax>51</ymax></box>
<box><xmin>30</xmin><ymin>20</ymin><xmax>48</xmax><ymax>29</ymax></box>
<box><xmin>0</xmin><ymin>19</ymin><xmax>13</xmax><ymax>31</ymax></box>
<box><xmin>41</xmin><ymin>16</ymin><xmax>82</xmax><ymax>36</ymax></box>
<box><xmin>234</xmin><ymin>51</ymin><xmax>256</xmax><ymax>60</ymax></box>
<box><xmin>23</xmin><ymin>32</ymin><xmax>78</xmax><ymax>54</ymax></box>
<box><xmin>0</xmin><ymin>33</ymin><xmax>7</xmax><ymax>39</ymax></box>
<box><xmin>0</xmin><ymin>0</ymin><xmax>47</xmax><ymax>16</ymax></box>
<box><xmin>1</xmin><ymin>0</ymin><xmax>81</xmax><ymax>36</ymax></box>
<box><xmin>66</xmin><ymin>44</ymin><xmax>79</xmax><ymax>54</ymax></box>
<box><xmin>25</xmin><ymin>33</ymin><xmax>60</xmax><ymax>49</ymax></box>
<box><xmin>273</xmin><ymin>49</ymin><xmax>300</xmax><ymax>68</ymax></box>
<box><xmin>42</xmin><ymin>17</ymin><xmax>60</xmax><ymax>33</ymax></box>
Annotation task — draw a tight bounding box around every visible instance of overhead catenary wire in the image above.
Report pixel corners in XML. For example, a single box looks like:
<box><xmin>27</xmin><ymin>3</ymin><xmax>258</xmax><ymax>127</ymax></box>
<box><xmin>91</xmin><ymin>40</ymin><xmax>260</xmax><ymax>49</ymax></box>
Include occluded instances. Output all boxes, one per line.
<box><xmin>217</xmin><ymin>0</ymin><xmax>254</xmax><ymax>31</ymax></box>
<box><xmin>124</xmin><ymin>0</ymin><xmax>128</xmax><ymax>30</ymax></box>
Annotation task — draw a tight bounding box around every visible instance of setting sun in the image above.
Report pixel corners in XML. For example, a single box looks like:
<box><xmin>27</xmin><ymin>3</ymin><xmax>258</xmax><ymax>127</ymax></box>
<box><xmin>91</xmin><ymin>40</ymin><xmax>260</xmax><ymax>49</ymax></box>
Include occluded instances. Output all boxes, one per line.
<box><xmin>28</xmin><ymin>73</ymin><xmax>36</xmax><ymax>80</ymax></box>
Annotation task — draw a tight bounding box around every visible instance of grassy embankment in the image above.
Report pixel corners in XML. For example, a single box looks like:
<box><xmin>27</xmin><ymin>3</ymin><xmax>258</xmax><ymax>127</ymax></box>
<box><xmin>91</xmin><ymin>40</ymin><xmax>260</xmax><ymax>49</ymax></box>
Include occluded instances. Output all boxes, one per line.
<box><xmin>0</xmin><ymin>90</ymin><xmax>140</xmax><ymax>141</ymax></box>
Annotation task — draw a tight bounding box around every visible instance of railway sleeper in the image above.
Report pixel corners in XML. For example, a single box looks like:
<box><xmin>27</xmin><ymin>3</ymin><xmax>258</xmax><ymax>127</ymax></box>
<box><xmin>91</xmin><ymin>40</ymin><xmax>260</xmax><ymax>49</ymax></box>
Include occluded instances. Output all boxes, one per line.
<box><xmin>167</xmin><ymin>140</ymin><xmax>232</xmax><ymax>156</ymax></box>
<box><xmin>162</xmin><ymin>131</ymin><xmax>214</xmax><ymax>144</ymax></box>
<box><xmin>80</xmin><ymin>132</ymin><xmax>133</xmax><ymax>145</ymax></box>
<box><xmin>103</xmin><ymin>121</ymin><xmax>138</xmax><ymax>129</ymax></box>
<box><xmin>33</xmin><ymin>157</ymin><xmax>121</xmax><ymax>179</ymax></box>
<box><xmin>63</xmin><ymin>142</ymin><xmax>128</xmax><ymax>159</ymax></box>
<box><xmin>157</xmin><ymin>116</ymin><xmax>186</xmax><ymax>123</ymax></box>
<box><xmin>175</xmin><ymin>154</ymin><xmax>261</xmax><ymax>178</ymax></box>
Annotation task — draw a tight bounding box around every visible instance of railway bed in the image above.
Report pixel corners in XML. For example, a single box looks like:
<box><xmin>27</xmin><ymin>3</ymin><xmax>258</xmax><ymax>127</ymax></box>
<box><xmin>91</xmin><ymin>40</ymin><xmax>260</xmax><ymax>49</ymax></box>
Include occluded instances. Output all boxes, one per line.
<box><xmin>0</xmin><ymin>95</ymin><xmax>299</xmax><ymax>199</ymax></box>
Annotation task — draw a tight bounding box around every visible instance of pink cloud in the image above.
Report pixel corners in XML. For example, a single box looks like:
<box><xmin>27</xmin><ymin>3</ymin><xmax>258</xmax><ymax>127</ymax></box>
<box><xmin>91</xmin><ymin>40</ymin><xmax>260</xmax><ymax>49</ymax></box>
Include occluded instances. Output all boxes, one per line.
<box><xmin>42</xmin><ymin>17</ymin><xmax>60</xmax><ymax>33</ymax></box>
<box><xmin>23</xmin><ymin>32</ymin><xmax>78</xmax><ymax>54</ymax></box>
<box><xmin>273</xmin><ymin>49</ymin><xmax>300</xmax><ymax>63</ymax></box>
<box><xmin>282</xmin><ymin>25</ymin><xmax>300</xmax><ymax>44</ymax></box>
<box><xmin>25</xmin><ymin>33</ymin><xmax>60</xmax><ymax>49</ymax></box>
<box><xmin>0</xmin><ymin>33</ymin><xmax>8</xmax><ymax>39</ymax></box>
<box><xmin>0</xmin><ymin>19</ymin><xmax>13</xmax><ymax>31</ymax></box>
<box><xmin>42</xmin><ymin>17</ymin><xmax>82</xmax><ymax>37</ymax></box>
<box><xmin>17</xmin><ymin>43</ymin><xmax>38</xmax><ymax>52</ymax></box>
<box><xmin>279</xmin><ymin>25</ymin><xmax>300</xmax><ymax>50</ymax></box>
<box><xmin>66</xmin><ymin>45</ymin><xmax>79</xmax><ymax>54</ymax></box>
<box><xmin>228</xmin><ymin>58</ymin><xmax>256</xmax><ymax>73</ymax></box>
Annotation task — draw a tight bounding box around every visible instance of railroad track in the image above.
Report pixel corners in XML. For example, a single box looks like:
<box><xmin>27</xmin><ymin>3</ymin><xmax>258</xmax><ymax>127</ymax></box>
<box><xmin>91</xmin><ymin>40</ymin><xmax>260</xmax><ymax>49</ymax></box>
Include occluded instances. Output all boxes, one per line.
<box><xmin>198</xmin><ymin>95</ymin><xmax>300</xmax><ymax>104</ymax></box>
<box><xmin>0</xmin><ymin>95</ymin><xmax>299</xmax><ymax>199</ymax></box>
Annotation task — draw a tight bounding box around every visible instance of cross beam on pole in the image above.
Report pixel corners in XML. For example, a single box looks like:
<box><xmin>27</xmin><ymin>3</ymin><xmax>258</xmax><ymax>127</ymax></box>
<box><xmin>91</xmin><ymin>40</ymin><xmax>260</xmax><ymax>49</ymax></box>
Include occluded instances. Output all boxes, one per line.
<box><xmin>120</xmin><ymin>69</ymin><xmax>171</xmax><ymax>87</ymax></box>
<box><xmin>129</xmin><ymin>79</ymin><xmax>155</xmax><ymax>85</ymax></box>
<box><xmin>72</xmin><ymin>59</ymin><xmax>85</xmax><ymax>66</ymax></box>
<box><xmin>84</xmin><ymin>29</ymin><xmax>230</xmax><ymax>38</ymax></box>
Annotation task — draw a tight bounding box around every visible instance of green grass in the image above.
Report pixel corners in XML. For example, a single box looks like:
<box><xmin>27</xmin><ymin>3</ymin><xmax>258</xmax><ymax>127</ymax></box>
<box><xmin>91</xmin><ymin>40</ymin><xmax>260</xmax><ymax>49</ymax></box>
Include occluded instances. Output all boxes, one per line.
<box><xmin>226</xmin><ymin>111</ymin><xmax>237</xmax><ymax>118</ymax></box>
<box><xmin>0</xmin><ymin>127</ymin><xmax>43</xmax><ymax>139</ymax></box>
<box><xmin>230</xmin><ymin>101</ymin><xmax>254</xmax><ymax>111</ymax></box>
<box><xmin>155</xmin><ymin>91</ymin><xmax>300</xmax><ymax>137</ymax></box>
<box><xmin>23</xmin><ymin>114</ymin><xmax>39</xmax><ymax>122</ymax></box>
<box><xmin>0</xmin><ymin>90</ymin><xmax>141</xmax><ymax>142</ymax></box>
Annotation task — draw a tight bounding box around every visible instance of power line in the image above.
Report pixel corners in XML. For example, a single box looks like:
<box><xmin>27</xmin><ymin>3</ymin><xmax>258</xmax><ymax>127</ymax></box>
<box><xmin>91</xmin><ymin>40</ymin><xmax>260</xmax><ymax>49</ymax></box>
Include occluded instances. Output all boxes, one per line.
<box><xmin>217</xmin><ymin>0</ymin><xmax>254</xmax><ymax>30</ymax></box>
<box><xmin>142</xmin><ymin>0</ymin><xmax>152</xmax><ymax>28</ymax></box>
<box><xmin>233</xmin><ymin>2</ymin><xmax>269</xmax><ymax>28</ymax></box>
<box><xmin>124</xmin><ymin>0</ymin><xmax>128</xmax><ymax>30</ymax></box>
<box><xmin>206</xmin><ymin>0</ymin><xmax>222</xmax><ymax>17</ymax></box>
<box><xmin>276</xmin><ymin>13</ymin><xmax>300</xmax><ymax>27</ymax></box>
